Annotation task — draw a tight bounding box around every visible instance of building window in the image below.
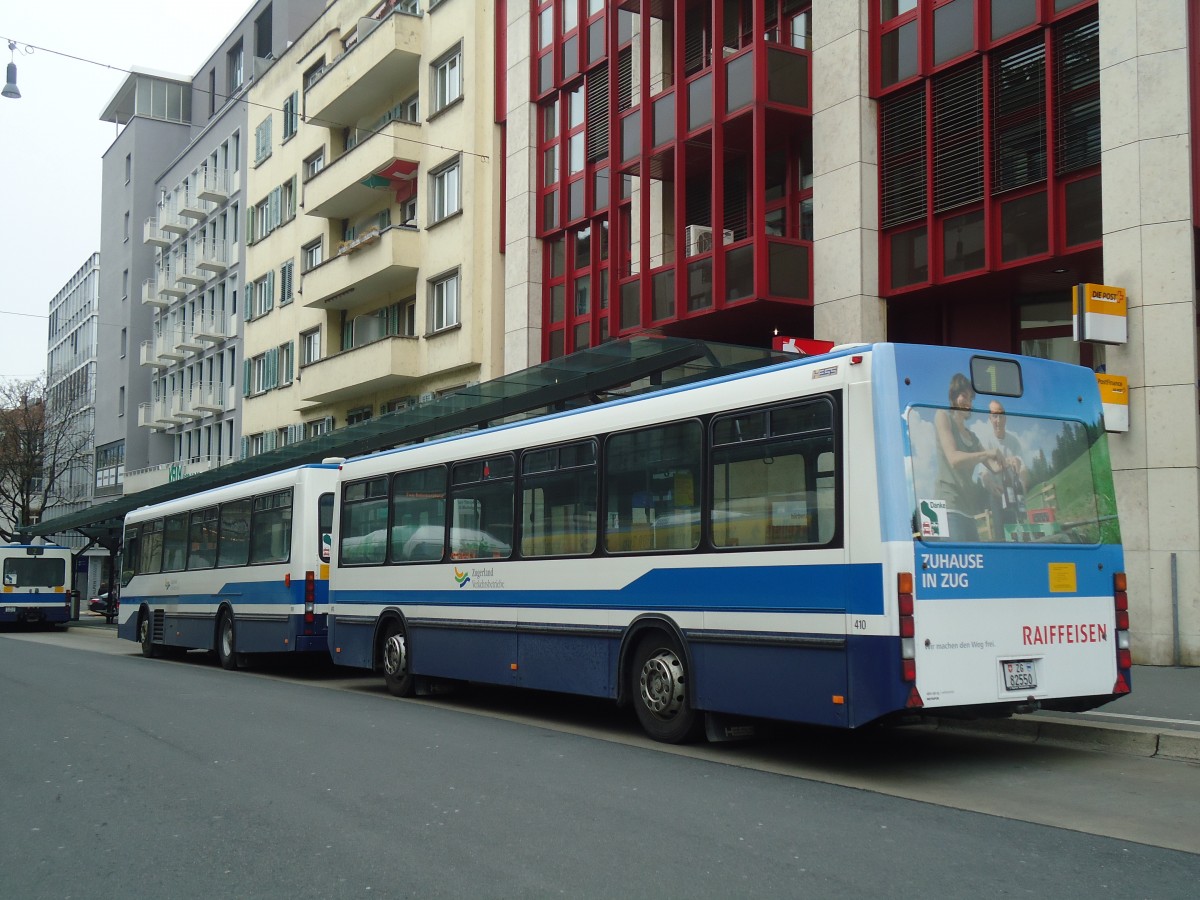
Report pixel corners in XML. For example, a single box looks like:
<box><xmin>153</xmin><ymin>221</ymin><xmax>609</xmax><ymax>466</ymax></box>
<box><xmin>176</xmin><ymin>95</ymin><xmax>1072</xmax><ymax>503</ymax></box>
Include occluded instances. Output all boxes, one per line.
<box><xmin>281</xmin><ymin>178</ymin><xmax>297</xmax><ymax>223</ymax></box>
<box><xmin>120</xmin><ymin>328</ymin><xmax>127</xmax><ymax>358</ymax></box>
<box><xmin>303</xmin><ymin>56</ymin><xmax>327</xmax><ymax>90</ymax></box>
<box><xmin>228</xmin><ymin>40</ymin><xmax>244</xmax><ymax>93</ymax></box>
<box><xmin>253</xmin><ymin>273</ymin><xmax>275</xmax><ymax>318</ymax></box>
<box><xmin>118</xmin><ymin>387</ymin><xmax>125</xmax><ymax>417</ymax></box>
<box><xmin>301</xmin><ymin>328</ymin><xmax>322</xmax><ymax>365</ymax></box>
<box><xmin>279</xmin><ymin>259</ymin><xmax>294</xmax><ymax>304</ymax></box>
<box><xmin>306</xmin><ymin>417</ymin><xmax>332</xmax><ymax>438</ymax></box>
<box><xmin>302</xmin><ymin>239</ymin><xmax>324</xmax><ymax>271</ymax></box>
<box><xmin>429</xmin><ymin>269</ymin><xmax>460</xmax><ymax>332</ymax></box>
<box><xmin>347</xmin><ymin>406</ymin><xmax>373</xmax><ymax>426</ymax></box>
<box><xmin>279</xmin><ymin>341</ymin><xmax>294</xmax><ymax>384</ymax></box>
<box><xmin>124</xmin><ymin>154</ymin><xmax>132</xmax><ymax>183</ymax></box>
<box><xmin>430</xmin><ymin>157</ymin><xmax>461</xmax><ymax>224</ymax></box>
<box><xmin>304</xmin><ymin>149</ymin><xmax>325</xmax><ymax>181</ymax></box>
<box><xmin>122</xmin><ymin>269</ymin><xmax>129</xmax><ymax>299</ymax></box>
<box><xmin>401</xmin><ymin>297</ymin><xmax>416</xmax><ymax>336</ymax></box>
<box><xmin>282</xmin><ymin>92</ymin><xmax>299</xmax><ymax>140</ymax></box>
<box><xmin>255</xmin><ymin>116</ymin><xmax>273</xmax><ymax>165</ymax></box>
<box><xmin>123</xmin><ymin>212</ymin><xmax>130</xmax><ymax>242</ymax></box>
<box><xmin>431</xmin><ymin>44</ymin><xmax>462</xmax><ymax>114</ymax></box>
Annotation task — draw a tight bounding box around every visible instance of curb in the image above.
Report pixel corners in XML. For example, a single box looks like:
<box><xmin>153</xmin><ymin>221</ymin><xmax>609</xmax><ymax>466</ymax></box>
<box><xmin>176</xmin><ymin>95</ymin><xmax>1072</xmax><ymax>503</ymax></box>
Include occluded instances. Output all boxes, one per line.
<box><xmin>926</xmin><ymin>714</ymin><xmax>1200</xmax><ymax>762</ymax></box>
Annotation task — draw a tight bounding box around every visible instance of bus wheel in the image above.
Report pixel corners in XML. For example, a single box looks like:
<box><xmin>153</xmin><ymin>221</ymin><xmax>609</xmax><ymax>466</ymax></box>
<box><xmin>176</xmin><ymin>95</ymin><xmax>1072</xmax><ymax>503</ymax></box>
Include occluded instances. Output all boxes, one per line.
<box><xmin>381</xmin><ymin>620</ymin><xmax>414</xmax><ymax>697</ymax></box>
<box><xmin>138</xmin><ymin>612</ymin><xmax>159</xmax><ymax>659</ymax></box>
<box><xmin>216</xmin><ymin>611</ymin><xmax>239</xmax><ymax>671</ymax></box>
<box><xmin>630</xmin><ymin>633</ymin><xmax>703</xmax><ymax>744</ymax></box>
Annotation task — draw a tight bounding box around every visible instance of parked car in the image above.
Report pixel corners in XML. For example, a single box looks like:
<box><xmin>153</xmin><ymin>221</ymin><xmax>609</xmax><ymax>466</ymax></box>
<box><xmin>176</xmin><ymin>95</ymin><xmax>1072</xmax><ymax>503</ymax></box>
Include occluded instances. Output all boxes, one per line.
<box><xmin>88</xmin><ymin>591</ymin><xmax>117</xmax><ymax>616</ymax></box>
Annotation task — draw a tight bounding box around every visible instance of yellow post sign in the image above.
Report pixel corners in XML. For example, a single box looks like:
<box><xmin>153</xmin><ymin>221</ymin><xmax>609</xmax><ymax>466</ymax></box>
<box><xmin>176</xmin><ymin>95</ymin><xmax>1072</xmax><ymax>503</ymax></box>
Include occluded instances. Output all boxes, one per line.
<box><xmin>1096</xmin><ymin>373</ymin><xmax>1130</xmax><ymax>433</ymax></box>
<box><xmin>1073</xmin><ymin>283</ymin><xmax>1127</xmax><ymax>345</ymax></box>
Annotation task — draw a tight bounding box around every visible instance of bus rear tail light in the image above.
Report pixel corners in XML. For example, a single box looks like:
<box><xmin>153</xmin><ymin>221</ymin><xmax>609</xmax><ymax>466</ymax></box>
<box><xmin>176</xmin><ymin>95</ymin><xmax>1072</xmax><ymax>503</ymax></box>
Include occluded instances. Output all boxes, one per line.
<box><xmin>897</xmin><ymin>573</ymin><xmax>922</xmax><ymax>707</ymax></box>
<box><xmin>1113</xmin><ymin>572</ymin><xmax>1131</xmax><ymax>694</ymax></box>
<box><xmin>898</xmin><ymin>573</ymin><xmax>916</xmax><ymax>681</ymax></box>
<box><xmin>304</xmin><ymin>571</ymin><xmax>316</xmax><ymax>631</ymax></box>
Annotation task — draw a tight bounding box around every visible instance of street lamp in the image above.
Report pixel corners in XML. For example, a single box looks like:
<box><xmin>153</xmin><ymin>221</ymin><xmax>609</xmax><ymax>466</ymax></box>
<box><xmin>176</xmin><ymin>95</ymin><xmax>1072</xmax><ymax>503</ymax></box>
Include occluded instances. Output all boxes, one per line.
<box><xmin>3</xmin><ymin>41</ymin><xmax>21</xmax><ymax>99</ymax></box>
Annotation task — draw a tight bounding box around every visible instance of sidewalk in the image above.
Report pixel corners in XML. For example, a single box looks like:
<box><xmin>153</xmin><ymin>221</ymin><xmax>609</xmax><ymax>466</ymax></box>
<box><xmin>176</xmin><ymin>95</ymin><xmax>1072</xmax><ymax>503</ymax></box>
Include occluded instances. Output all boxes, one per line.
<box><xmin>65</xmin><ymin>615</ymin><xmax>1198</xmax><ymax>757</ymax></box>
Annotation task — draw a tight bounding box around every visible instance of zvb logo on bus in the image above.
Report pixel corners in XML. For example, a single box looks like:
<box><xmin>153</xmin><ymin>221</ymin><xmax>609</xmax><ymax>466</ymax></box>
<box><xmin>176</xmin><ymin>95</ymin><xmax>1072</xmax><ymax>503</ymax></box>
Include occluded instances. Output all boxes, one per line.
<box><xmin>453</xmin><ymin>567</ymin><xmax>471</xmax><ymax>588</ymax></box>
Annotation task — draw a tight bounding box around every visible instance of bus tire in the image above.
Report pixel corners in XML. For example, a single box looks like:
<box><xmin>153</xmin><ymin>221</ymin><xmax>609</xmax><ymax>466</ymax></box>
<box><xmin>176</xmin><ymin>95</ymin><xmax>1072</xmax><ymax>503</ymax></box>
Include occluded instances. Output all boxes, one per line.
<box><xmin>381</xmin><ymin>620</ymin><xmax>415</xmax><ymax>697</ymax></box>
<box><xmin>138</xmin><ymin>612</ymin><xmax>159</xmax><ymax>659</ymax></box>
<box><xmin>216</xmin><ymin>611</ymin><xmax>239</xmax><ymax>671</ymax></box>
<box><xmin>630</xmin><ymin>632</ymin><xmax>703</xmax><ymax>744</ymax></box>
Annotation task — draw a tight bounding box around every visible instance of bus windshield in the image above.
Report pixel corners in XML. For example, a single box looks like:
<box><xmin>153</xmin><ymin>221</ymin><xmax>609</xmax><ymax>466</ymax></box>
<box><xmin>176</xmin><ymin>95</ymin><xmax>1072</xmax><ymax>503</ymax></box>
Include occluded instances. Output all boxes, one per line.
<box><xmin>907</xmin><ymin>406</ymin><xmax>1119</xmax><ymax>545</ymax></box>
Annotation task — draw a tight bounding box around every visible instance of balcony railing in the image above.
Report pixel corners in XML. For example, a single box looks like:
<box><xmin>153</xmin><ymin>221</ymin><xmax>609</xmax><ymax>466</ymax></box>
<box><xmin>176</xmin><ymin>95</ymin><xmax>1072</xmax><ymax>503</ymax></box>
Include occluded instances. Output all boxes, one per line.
<box><xmin>196</xmin><ymin>238</ymin><xmax>231</xmax><ymax>273</ymax></box>
<box><xmin>143</xmin><ymin>217</ymin><xmax>172</xmax><ymax>247</ymax></box>
<box><xmin>194</xmin><ymin>310</ymin><xmax>236</xmax><ymax>342</ymax></box>
<box><xmin>177</xmin><ymin>256</ymin><xmax>209</xmax><ymax>287</ymax></box>
<box><xmin>141</xmin><ymin>278</ymin><xmax>169</xmax><ymax>309</ymax></box>
<box><xmin>157</xmin><ymin>265</ymin><xmax>186</xmax><ymax>299</ymax></box>
<box><xmin>193</xmin><ymin>381</ymin><xmax>233</xmax><ymax>414</ymax></box>
<box><xmin>139</xmin><ymin>339</ymin><xmax>167</xmax><ymax>369</ymax></box>
<box><xmin>198</xmin><ymin>168</ymin><xmax>233</xmax><ymax>202</ymax></box>
<box><xmin>178</xmin><ymin>182</ymin><xmax>212</xmax><ymax>220</ymax></box>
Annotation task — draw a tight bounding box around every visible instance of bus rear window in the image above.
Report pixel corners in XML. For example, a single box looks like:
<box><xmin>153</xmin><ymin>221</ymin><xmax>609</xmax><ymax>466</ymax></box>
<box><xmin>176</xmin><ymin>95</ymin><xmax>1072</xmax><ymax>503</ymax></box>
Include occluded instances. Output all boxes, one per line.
<box><xmin>3</xmin><ymin>557</ymin><xmax>66</xmax><ymax>588</ymax></box>
<box><xmin>907</xmin><ymin>405</ymin><xmax>1119</xmax><ymax>544</ymax></box>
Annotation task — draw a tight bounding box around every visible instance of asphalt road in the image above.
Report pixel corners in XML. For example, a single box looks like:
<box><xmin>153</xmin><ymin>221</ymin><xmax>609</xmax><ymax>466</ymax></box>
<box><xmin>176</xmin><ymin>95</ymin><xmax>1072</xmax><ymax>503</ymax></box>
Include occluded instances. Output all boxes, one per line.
<box><xmin>2</xmin><ymin>627</ymin><xmax>1198</xmax><ymax>899</ymax></box>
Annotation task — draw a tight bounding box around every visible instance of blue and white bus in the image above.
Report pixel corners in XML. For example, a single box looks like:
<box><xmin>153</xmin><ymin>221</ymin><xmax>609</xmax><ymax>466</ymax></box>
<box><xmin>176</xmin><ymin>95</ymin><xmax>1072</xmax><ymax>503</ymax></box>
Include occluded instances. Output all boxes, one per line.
<box><xmin>118</xmin><ymin>463</ymin><xmax>339</xmax><ymax>667</ymax></box>
<box><xmin>325</xmin><ymin>344</ymin><xmax>1130</xmax><ymax>742</ymax></box>
<box><xmin>0</xmin><ymin>543</ymin><xmax>73</xmax><ymax>627</ymax></box>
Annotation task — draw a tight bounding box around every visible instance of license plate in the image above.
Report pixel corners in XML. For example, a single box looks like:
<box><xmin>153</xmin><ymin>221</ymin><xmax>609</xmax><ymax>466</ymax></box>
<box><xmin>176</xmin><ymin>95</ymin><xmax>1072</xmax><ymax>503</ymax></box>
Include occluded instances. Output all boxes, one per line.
<box><xmin>1002</xmin><ymin>659</ymin><xmax>1037</xmax><ymax>692</ymax></box>
<box><xmin>3</xmin><ymin>606</ymin><xmax>14</xmax><ymax>613</ymax></box>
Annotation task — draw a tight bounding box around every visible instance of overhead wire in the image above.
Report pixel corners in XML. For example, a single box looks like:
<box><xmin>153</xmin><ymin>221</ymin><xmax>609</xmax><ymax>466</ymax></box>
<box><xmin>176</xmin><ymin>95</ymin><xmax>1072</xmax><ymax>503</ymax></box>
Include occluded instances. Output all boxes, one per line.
<box><xmin>0</xmin><ymin>34</ymin><xmax>491</xmax><ymax>163</ymax></box>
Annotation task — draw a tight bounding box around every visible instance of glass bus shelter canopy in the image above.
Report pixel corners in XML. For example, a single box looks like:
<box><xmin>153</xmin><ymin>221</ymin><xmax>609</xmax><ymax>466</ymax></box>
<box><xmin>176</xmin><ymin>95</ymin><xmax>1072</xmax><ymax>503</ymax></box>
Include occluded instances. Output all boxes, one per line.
<box><xmin>22</xmin><ymin>335</ymin><xmax>787</xmax><ymax>544</ymax></box>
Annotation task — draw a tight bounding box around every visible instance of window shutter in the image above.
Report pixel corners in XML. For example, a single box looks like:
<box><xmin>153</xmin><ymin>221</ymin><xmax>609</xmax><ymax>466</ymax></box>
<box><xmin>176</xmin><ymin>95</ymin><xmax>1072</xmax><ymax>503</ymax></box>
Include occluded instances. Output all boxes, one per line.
<box><xmin>242</xmin><ymin>359</ymin><xmax>251</xmax><ymax>397</ymax></box>
<box><xmin>267</xmin><ymin>270</ymin><xmax>275</xmax><ymax>311</ymax></box>
<box><xmin>240</xmin><ymin>435</ymin><xmax>250</xmax><ymax>459</ymax></box>
<box><xmin>287</xmin><ymin>177</ymin><xmax>298</xmax><ymax>219</ymax></box>
<box><xmin>285</xmin><ymin>341</ymin><xmax>295</xmax><ymax>384</ymax></box>
<box><xmin>264</xmin><ymin>429</ymin><xmax>277</xmax><ymax>451</ymax></box>
<box><xmin>932</xmin><ymin>60</ymin><xmax>983</xmax><ymax>213</ymax></box>
<box><xmin>992</xmin><ymin>39</ymin><xmax>1046</xmax><ymax>192</ymax></box>
<box><xmin>246</xmin><ymin>206</ymin><xmax>255</xmax><ymax>243</ymax></box>
<box><xmin>880</xmin><ymin>87</ymin><xmax>928</xmax><ymax>229</ymax></box>
<box><xmin>269</xmin><ymin>187</ymin><xmax>281</xmax><ymax>232</ymax></box>
<box><xmin>266</xmin><ymin>347</ymin><xmax>279</xmax><ymax>390</ymax></box>
<box><xmin>1054</xmin><ymin>17</ymin><xmax>1100</xmax><ymax>175</ymax></box>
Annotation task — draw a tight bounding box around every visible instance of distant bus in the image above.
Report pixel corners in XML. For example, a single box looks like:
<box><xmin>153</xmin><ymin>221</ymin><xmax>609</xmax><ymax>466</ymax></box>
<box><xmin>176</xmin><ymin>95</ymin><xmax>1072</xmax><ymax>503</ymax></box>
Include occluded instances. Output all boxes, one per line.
<box><xmin>117</xmin><ymin>464</ymin><xmax>339</xmax><ymax>667</ymax></box>
<box><xmin>325</xmin><ymin>344</ymin><xmax>1130</xmax><ymax>742</ymax></box>
<box><xmin>0</xmin><ymin>544</ymin><xmax>73</xmax><ymax>627</ymax></box>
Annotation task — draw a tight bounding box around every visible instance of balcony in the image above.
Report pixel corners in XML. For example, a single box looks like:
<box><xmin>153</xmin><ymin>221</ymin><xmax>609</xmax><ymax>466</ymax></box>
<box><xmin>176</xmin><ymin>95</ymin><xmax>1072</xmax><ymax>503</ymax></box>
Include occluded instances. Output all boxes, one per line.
<box><xmin>158</xmin><ymin>330</ymin><xmax>185</xmax><ymax>362</ymax></box>
<box><xmin>160</xmin><ymin>203</ymin><xmax>190</xmax><ymax>235</ymax></box>
<box><xmin>137</xmin><ymin>402</ymin><xmax>168</xmax><ymax>430</ymax></box>
<box><xmin>178</xmin><ymin>183</ymin><xmax>211</xmax><ymax>220</ymax></box>
<box><xmin>177</xmin><ymin>256</ymin><xmax>209</xmax><ymax>287</ymax></box>
<box><xmin>198</xmin><ymin>168</ymin><xmax>234</xmax><ymax>202</ymax></box>
<box><xmin>194</xmin><ymin>311</ymin><xmax>236</xmax><ymax>343</ymax></box>
<box><xmin>304</xmin><ymin>11</ymin><xmax>422</xmax><ymax>128</ymax></box>
<box><xmin>171</xmin><ymin>388</ymin><xmax>202</xmax><ymax>421</ymax></box>
<box><xmin>141</xmin><ymin>278</ymin><xmax>169</xmax><ymax>309</ymax></box>
<box><xmin>193</xmin><ymin>381</ymin><xmax>234</xmax><ymax>414</ymax></box>
<box><xmin>298</xmin><ymin>335</ymin><xmax>421</xmax><ymax>405</ymax></box>
<box><xmin>175</xmin><ymin>325</ymin><xmax>204</xmax><ymax>354</ymax></box>
<box><xmin>143</xmin><ymin>217</ymin><xmax>172</xmax><ymax>247</ymax></box>
<box><xmin>196</xmin><ymin>238</ymin><xmax>231</xmax><ymax>273</ymax></box>
<box><xmin>301</xmin><ymin>225</ymin><xmax>420</xmax><ymax>311</ymax></box>
<box><xmin>157</xmin><ymin>266</ymin><xmax>187</xmax><ymax>299</ymax></box>
<box><xmin>139</xmin><ymin>340</ymin><xmax>167</xmax><ymax>369</ymax></box>
<box><xmin>306</xmin><ymin>121</ymin><xmax>420</xmax><ymax>221</ymax></box>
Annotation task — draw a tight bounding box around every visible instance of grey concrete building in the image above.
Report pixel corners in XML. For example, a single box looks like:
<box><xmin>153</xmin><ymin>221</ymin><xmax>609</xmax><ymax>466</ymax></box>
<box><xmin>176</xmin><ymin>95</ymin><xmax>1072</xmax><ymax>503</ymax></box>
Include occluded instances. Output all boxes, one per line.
<box><xmin>93</xmin><ymin>0</ymin><xmax>324</xmax><ymax>499</ymax></box>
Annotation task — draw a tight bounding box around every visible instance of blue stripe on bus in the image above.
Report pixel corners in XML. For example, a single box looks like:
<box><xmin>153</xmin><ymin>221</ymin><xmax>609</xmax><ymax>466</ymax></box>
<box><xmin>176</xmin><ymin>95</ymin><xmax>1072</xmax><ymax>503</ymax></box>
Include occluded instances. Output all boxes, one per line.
<box><xmin>333</xmin><ymin>563</ymin><xmax>885</xmax><ymax>615</ymax></box>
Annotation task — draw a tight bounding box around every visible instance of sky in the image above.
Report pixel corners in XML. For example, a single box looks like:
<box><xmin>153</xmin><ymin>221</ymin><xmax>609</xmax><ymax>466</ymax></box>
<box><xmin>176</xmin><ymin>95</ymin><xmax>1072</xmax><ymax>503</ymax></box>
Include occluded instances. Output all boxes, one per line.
<box><xmin>0</xmin><ymin>0</ymin><xmax>256</xmax><ymax>386</ymax></box>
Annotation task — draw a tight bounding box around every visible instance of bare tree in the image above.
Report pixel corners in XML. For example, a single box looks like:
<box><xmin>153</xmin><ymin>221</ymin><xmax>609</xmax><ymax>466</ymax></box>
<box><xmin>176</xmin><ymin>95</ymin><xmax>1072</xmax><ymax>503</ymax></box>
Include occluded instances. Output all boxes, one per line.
<box><xmin>0</xmin><ymin>375</ymin><xmax>94</xmax><ymax>543</ymax></box>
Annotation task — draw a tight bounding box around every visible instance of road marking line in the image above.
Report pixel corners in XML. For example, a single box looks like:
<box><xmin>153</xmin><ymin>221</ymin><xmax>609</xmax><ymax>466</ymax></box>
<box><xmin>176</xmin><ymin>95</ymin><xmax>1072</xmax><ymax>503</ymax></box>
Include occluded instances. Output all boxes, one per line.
<box><xmin>1084</xmin><ymin>711</ymin><xmax>1200</xmax><ymax>727</ymax></box>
